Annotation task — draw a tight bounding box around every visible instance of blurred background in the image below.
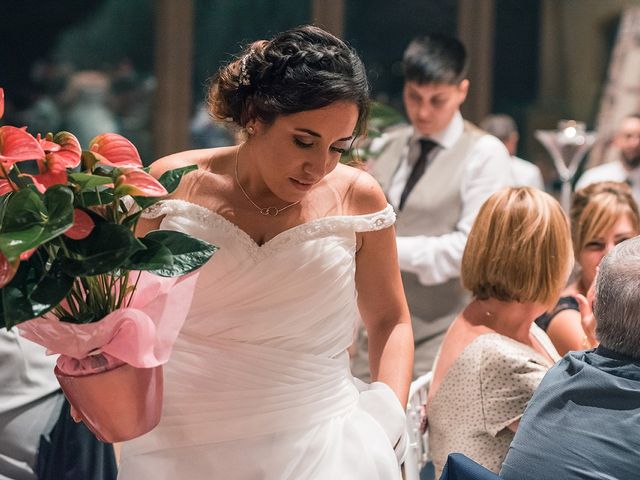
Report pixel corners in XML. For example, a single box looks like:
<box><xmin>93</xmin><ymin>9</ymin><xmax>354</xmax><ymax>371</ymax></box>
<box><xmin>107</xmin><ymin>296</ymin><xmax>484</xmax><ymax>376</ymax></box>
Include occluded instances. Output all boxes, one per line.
<box><xmin>2</xmin><ymin>0</ymin><xmax>640</xmax><ymax>195</ymax></box>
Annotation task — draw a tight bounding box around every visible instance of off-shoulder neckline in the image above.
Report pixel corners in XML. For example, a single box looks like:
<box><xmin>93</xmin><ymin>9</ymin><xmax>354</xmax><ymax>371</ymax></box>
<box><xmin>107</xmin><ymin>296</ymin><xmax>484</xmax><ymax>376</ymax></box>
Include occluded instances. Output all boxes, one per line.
<box><xmin>144</xmin><ymin>198</ymin><xmax>394</xmax><ymax>253</ymax></box>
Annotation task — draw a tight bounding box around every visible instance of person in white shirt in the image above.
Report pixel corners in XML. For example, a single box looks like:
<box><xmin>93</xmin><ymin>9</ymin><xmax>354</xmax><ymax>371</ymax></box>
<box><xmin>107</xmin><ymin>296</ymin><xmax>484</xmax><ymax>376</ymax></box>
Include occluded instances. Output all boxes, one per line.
<box><xmin>480</xmin><ymin>114</ymin><xmax>545</xmax><ymax>190</ymax></box>
<box><xmin>351</xmin><ymin>34</ymin><xmax>513</xmax><ymax>378</ymax></box>
<box><xmin>576</xmin><ymin>114</ymin><xmax>640</xmax><ymax>204</ymax></box>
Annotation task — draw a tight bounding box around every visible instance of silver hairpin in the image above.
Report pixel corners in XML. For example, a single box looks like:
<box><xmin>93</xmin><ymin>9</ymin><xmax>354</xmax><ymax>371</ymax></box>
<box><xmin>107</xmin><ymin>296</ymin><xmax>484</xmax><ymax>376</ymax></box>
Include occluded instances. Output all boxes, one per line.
<box><xmin>239</xmin><ymin>52</ymin><xmax>251</xmax><ymax>86</ymax></box>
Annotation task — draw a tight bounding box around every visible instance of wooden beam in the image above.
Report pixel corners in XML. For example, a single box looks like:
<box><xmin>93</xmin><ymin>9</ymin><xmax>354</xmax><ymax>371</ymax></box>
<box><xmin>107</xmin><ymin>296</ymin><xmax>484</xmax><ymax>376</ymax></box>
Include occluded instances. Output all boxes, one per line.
<box><xmin>457</xmin><ymin>0</ymin><xmax>495</xmax><ymax>123</ymax></box>
<box><xmin>311</xmin><ymin>0</ymin><xmax>345</xmax><ymax>38</ymax></box>
<box><xmin>153</xmin><ymin>0</ymin><xmax>194</xmax><ymax>159</ymax></box>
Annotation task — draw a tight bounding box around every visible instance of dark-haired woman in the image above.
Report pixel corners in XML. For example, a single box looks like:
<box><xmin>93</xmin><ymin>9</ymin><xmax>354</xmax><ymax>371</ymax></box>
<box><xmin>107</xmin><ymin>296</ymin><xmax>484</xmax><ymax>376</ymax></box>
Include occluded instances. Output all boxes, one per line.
<box><xmin>117</xmin><ymin>25</ymin><xmax>413</xmax><ymax>479</ymax></box>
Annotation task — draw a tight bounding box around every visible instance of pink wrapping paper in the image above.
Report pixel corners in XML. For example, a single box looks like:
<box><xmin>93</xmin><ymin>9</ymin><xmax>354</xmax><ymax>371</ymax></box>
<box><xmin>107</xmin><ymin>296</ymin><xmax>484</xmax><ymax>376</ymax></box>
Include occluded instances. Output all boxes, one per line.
<box><xmin>18</xmin><ymin>271</ymin><xmax>199</xmax><ymax>376</ymax></box>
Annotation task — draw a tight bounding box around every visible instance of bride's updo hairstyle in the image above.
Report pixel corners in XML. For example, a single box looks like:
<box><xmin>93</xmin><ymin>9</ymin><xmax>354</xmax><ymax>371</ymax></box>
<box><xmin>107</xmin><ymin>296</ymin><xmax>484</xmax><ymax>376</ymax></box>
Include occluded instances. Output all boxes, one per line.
<box><xmin>208</xmin><ymin>25</ymin><xmax>370</xmax><ymax>136</ymax></box>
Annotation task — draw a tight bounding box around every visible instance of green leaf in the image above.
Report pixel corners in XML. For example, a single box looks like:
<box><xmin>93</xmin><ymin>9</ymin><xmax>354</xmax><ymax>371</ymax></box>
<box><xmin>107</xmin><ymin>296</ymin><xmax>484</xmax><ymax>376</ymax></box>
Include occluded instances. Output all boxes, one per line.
<box><xmin>77</xmin><ymin>187</ymin><xmax>115</xmax><ymax>207</ymax></box>
<box><xmin>69</xmin><ymin>172</ymin><xmax>114</xmax><ymax>191</ymax></box>
<box><xmin>133</xmin><ymin>165</ymin><xmax>197</xmax><ymax>209</ymax></box>
<box><xmin>0</xmin><ymin>252</ymin><xmax>74</xmax><ymax>329</ymax></box>
<box><xmin>0</xmin><ymin>186</ymin><xmax>74</xmax><ymax>260</ymax></box>
<box><xmin>0</xmin><ymin>188</ymin><xmax>44</xmax><ymax>232</ymax></box>
<box><xmin>60</xmin><ymin>223</ymin><xmax>145</xmax><ymax>276</ymax></box>
<box><xmin>42</xmin><ymin>185</ymin><xmax>75</xmax><ymax>238</ymax></box>
<box><xmin>158</xmin><ymin>165</ymin><xmax>198</xmax><ymax>194</ymax></box>
<box><xmin>122</xmin><ymin>236</ymin><xmax>174</xmax><ymax>271</ymax></box>
<box><xmin>141</xmin><ymin>230</ymin><xmax>217</xmax><ymax>277</ymax></box>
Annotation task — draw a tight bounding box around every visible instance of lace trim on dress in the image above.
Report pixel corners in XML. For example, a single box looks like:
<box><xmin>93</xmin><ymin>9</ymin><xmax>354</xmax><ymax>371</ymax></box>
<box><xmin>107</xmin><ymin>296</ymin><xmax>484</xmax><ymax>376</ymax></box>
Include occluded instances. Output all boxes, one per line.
<box><xmin>142</xmin><ymin>200</ymin><xmax>395</xmax><ymax>260</ymax></box>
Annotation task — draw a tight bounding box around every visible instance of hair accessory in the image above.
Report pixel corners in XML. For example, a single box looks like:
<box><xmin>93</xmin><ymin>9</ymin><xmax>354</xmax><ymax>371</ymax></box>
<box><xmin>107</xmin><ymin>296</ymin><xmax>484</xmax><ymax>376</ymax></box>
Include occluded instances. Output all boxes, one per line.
<box><xmin>235</xmin><ymin>145</ymin><xmax>300</xmax><ymax>216</ymax></box>
<box><xmin>239</xmin><ymin>52</ymin><xmax>251</xmax><ymax>86</ymax></box>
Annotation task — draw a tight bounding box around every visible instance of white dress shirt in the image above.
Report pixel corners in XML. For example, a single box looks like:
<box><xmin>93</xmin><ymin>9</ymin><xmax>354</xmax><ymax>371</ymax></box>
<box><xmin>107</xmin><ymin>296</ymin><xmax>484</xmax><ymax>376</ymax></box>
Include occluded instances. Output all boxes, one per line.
<box><xmin>386</xmin><ymin>112</ymin><xmax>513</xmax><ymax>286</ymax></box>
<box><xmin>575</xmin><ymin>160</ymin><xmax>640</xmax><ymax>204</ymax></box>
<box><xmin>511</xmin><ymin>156</ymin><xmax>545</xmax><ymax>190</ymax></box>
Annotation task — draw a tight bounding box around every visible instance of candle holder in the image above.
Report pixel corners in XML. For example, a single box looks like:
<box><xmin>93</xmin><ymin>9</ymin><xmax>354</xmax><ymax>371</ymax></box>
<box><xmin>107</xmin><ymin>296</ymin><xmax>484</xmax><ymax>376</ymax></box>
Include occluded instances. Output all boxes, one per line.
<box><xmin>535</xmin><ymin>120</ymin><xmax>597</xmax><ymax>210</ymax></box>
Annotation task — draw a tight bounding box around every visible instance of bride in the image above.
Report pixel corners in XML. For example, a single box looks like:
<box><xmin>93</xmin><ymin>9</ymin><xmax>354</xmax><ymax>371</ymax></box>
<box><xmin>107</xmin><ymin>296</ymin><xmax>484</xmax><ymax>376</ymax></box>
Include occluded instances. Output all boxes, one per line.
<box><xmin>117</xmin><ymin>25</ymin><xmax>413</xmax><ymax>479</ymax></box>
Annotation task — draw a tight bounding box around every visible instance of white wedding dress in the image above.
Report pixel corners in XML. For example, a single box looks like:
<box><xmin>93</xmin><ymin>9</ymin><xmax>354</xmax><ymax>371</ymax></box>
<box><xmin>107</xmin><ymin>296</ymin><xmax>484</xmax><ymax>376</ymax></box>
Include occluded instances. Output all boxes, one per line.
<box><xmin>117</xmin><ymin>199</ymin><xmax>405</xmax><ymax>480</ymax></box>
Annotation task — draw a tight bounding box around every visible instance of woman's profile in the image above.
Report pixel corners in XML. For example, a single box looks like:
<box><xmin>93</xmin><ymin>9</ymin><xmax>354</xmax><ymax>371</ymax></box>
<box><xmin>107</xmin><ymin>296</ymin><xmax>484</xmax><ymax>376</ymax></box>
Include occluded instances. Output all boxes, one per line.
<box><xmin>117</xmin><ymin>25</ymin><xmax>413</xmax><ymax>479</ymax></box>
<box><xmin>427</xmin><ymin>187</ymin><xmax>572</xmax><ymax>476</ymax></box>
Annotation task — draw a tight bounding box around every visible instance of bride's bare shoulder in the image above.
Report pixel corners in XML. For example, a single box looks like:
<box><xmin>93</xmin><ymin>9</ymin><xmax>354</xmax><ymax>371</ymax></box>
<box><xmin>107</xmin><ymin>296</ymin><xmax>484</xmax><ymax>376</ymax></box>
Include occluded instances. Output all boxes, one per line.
<box><xmin>148</xmin><ymin>146</ymin><xmax>236</xmax><ymax>179</ymax></box>
<box><xmin>333</xmin><ymin>163</ymin><xmax>387</xmax><ymax>215</ymax></box>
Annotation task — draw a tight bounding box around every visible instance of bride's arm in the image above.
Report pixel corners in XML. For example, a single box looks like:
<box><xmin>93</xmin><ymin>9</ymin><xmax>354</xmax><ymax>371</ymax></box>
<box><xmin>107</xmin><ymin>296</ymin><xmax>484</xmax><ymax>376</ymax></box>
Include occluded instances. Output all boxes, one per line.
<box><xmin>353</xmin><ymin>174</ymin><xmax>413</xmax><ymax>407</ymax></box>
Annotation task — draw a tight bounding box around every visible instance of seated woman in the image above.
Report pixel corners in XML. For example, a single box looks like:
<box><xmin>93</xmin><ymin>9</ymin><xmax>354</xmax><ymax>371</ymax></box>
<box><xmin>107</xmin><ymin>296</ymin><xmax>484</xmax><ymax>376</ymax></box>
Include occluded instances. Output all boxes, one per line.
<box><xmin>535</xmin><ymin>181</ymin><xmax>640</xmax><ymax>355</ymax></box>
<box><xmin>427</xmin><ymin>187</ymin><xmax>573</xmax><ymax>477</ymax></box>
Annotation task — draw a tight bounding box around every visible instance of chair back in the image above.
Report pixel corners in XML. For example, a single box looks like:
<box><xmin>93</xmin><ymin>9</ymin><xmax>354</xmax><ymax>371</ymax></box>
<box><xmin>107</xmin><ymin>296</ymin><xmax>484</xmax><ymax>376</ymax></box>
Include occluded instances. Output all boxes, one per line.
<box><xmin>403</xmin><ymin>371</ymin><xmax>432</xmax><ymax>480</ymax></box>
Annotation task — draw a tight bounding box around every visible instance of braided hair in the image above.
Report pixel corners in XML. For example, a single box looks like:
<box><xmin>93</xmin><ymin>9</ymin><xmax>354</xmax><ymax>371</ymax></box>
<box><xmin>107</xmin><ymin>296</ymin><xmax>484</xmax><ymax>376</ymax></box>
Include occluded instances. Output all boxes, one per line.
<box><xmin>208</xmin><ymin>25</ymin><xmax>369</xmax><ymax>136</ymax></box>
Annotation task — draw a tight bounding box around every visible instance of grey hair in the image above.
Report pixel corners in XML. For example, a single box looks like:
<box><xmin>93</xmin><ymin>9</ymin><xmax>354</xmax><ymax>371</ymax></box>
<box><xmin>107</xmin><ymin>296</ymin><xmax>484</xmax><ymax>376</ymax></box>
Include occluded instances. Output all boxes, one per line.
<box><xmin>479</xmin><ymin>114</ymin><xmax>517</xmax><ymax>142</ymax></box>
<box><xmin>594</xmin><ymin>235</ymin><xmax>640</xmax><ymax>359</ymax></box>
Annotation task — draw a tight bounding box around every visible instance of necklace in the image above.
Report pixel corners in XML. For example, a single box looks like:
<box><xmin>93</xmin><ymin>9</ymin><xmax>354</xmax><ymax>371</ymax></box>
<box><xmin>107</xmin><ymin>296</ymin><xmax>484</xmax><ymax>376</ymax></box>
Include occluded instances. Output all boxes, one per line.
<box><xmin>234</xmin><ymin>145</ymin><xmax>300</xmax><ymax>216</ymax></box>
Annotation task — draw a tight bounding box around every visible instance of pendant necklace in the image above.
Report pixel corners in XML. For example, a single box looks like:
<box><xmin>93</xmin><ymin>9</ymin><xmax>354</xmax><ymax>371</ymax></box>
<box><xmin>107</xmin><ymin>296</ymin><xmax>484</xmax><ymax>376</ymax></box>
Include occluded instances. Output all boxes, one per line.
<box><xmin>234</xmin><ymin>145</ymin><xmax>300</xmax><ymax>216</ymax></box>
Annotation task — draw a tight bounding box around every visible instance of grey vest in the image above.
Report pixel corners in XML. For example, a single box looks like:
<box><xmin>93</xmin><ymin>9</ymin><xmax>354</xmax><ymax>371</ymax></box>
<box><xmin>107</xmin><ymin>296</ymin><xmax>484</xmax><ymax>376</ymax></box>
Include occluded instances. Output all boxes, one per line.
<box><xmin>372</xmin><ymin>122</ymin><xmax>486</xmax><ymax>373</ymax></box>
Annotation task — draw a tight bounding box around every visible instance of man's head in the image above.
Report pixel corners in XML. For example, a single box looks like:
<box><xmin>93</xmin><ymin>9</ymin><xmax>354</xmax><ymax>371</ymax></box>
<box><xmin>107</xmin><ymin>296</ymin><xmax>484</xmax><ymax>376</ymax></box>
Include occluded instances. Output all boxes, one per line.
<box><xmin>401</xmin><ymin>34</ymin><xmax>469</xmax><ymax>136</ymax></box>
<box><xmin>594</xmin><ymin>235</ymin><xmax>640</xmax><ymax>359</ymax></box>
<box><xmin>614</xmin><ymin>114</ymin><xmax>640</xmax><ymax>169</ymax></box>
<box><xmin>480</xmin><ymin>114</ymin><xmax>518</xmax><ymax>156</ymax></box>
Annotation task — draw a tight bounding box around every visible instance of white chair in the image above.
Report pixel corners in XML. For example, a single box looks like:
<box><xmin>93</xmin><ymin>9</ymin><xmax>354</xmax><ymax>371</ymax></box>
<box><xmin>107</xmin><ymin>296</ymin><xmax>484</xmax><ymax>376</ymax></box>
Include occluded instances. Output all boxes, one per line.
<box><xmin>403</xmin><ymin>371</ymin><xmax>432</xmax><ymax>480</ymax></box>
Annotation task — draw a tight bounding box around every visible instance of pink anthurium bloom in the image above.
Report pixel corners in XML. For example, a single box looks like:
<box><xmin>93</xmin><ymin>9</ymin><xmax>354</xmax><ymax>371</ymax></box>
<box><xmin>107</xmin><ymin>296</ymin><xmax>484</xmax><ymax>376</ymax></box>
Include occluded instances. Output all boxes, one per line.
<box><xmin>0</xmin><ymin>178</ymin><xmax>14</xmax><ymax>195</ymax></box>
<box><xmin>0</xmin><ymin>88</ymin><xmax>4</xmax><ymax>119</ymax></box>
<box><xmin>0</xmin><ymin>252</ymin><xmax>19</xmax><ymax>288</ymax></box>
<box><xmin>36</xmin><ymin>132</ymin><xmax>82</xmax><ymax>172</ymax></box>
<box><xmin>0</xmin><ymin>126</ymin><xmax>45</xmax><ymax>167</ymax></box>
<box><xmin>27</xmin><ymin>132</ymin><xmax>82</xmax><ymax>192</ymax></box>
<box><xmin>24</xmin><ymin>170</ymin><xmax>67</xmax><ymax>193</ymax></box>
<box><xmin>64</xmin><ymin>209</ymin><xmax>95</xmax><ymax>240</ymax></box>
<box><xmin>89</xmin><ymin>133</ymin><xmax>143</xmax><ymax>169</ymax></box>
<box><xmin>19</xmin><ymin>248</ymin><xmax>37</xmax><ymax>261</ymax></box>
<box><xmin>115</xmin><ymin>168</ymin><xmax>167</xmax><ymax>197</ymax></box>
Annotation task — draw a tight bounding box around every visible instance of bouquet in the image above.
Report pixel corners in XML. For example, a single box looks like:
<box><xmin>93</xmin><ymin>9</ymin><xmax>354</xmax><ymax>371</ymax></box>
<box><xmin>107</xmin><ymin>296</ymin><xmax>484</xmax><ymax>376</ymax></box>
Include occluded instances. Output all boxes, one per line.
<box><xmin>0</xmin><ymin>87</ymin><xmax>217</xmax><ymax>441</ymax></box>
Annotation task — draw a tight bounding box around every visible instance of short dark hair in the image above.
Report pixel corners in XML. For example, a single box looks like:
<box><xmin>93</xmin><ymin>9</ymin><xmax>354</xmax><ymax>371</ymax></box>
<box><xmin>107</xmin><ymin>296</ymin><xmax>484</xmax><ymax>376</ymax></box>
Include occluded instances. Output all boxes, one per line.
<box><xmin>401</xmin><ymin>34</ymin><xmax>468</xmax><ymax>85</ymax></box>
<box><xmin>208</xmin><ymin>25</ymin><xmax>370</xmax><ymax>136</ymax></box>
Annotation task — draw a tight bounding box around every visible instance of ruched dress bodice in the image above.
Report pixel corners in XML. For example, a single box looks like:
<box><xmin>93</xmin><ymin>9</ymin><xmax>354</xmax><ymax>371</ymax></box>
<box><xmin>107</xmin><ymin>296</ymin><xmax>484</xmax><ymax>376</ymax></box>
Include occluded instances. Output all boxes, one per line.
<box><xmin>117</xmin><ymin>199</ymin><xmax>405</xmax><ymax>480</ymax></box>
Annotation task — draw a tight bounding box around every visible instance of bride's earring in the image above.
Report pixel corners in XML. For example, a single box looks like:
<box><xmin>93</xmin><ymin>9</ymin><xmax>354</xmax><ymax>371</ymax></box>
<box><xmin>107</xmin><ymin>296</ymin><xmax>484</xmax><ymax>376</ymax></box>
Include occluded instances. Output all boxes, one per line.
<box><xmin>246</xmin><ymin>126</ymin><xmax>255</xmax><ymax>135</ymax></box>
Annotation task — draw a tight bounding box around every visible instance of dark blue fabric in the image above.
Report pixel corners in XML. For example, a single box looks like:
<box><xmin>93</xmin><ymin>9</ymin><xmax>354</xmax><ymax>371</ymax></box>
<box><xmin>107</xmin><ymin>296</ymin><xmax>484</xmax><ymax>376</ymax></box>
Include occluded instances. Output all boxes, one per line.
<box><xmin>534</xmin><ymin>295</ymin><xmax>579</xmax><ymax>332</ymax></box>
<box><xmin>439</xmin><ymin>454</ymin><xmax>501</xmax><ymax>480</ymax></box>
<box><xmin>500</xmin><ymin>349</ymin><xmax>640</xmax><ymax>480</ymax></box>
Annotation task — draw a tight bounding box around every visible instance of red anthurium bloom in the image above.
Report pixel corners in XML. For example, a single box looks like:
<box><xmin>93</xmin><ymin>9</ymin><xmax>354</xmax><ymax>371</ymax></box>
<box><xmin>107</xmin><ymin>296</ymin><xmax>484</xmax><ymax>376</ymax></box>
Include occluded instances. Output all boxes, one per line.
<box><xmin>89</xmin><ymin>133</ymin><xmax>143</xmax><ymax>168</ymax></box>
<box><xmin>27</xmin><ymin>132</ymin><xmax>82</xmax><ymax>192</ymax></box>
<box><xmin>115</xmin><ymin>168</ymin><xmax>167</xmax><ymax>197</ymax></box>
<box><xmin>19</xmin><ymin>248</ymin><xmax>37</xmax><ymax>261</ymax></box>
<box><xmin>36</xmin><ymin>132</ymin><xmax>82</xmax><ymax>171</ymax></box>
<box><xmin>0</xmin><ymin>252</ymin><xmax>19</xmax><ymax>288</ymax></box>
<box><xmin>0</xmin><ymin>178</ymin><xmax>14</xmax><ymax>195</ymax></box>
<box><xmin>64</xmin><ymin>209</ymin><xmax>95</xmax><ymax>240</ymax></box>
<box><xmin>24</xmin><ymin>170</ymin><xmax>67</xmax><ymax>193</ymax></box>
<box><xmin>0</xmin><ymin>88</ymin><xmax>4</xmax><ymax>119</ymax></box>
<box><xmin>0</xmin><ymin>126</ymin><xmax>45</xmax><ymax>167</ymax></box>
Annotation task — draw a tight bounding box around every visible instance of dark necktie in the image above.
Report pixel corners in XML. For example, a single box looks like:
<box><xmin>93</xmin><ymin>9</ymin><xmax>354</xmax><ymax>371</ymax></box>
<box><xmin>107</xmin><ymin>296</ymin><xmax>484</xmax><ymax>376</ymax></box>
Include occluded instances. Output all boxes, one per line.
<box><xmin>399</xmin><ymin>139</ymin><xmax>438</xmax><ymax>210</ymax></box>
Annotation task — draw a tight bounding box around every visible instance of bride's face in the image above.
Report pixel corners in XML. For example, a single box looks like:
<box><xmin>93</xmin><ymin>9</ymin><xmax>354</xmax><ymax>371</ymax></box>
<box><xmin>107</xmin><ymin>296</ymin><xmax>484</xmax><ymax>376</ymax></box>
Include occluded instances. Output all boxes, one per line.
<box><xmin>248</xmin><ymin>101</ymin><xmax>359</xmax><ymax>203</ymax></box>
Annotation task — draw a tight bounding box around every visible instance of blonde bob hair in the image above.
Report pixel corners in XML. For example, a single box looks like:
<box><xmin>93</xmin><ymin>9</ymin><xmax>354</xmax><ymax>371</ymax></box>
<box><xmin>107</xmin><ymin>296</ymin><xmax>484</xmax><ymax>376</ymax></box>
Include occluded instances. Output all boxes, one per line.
<box><xmin>462</xmin><ymin>187</ymin><xmax>572</xmax><ymax>306</ymax></box>
<box><xmin>571</xmin><ymin>181</ymin><xmax>640</xmax><ymax>256</ymax></box>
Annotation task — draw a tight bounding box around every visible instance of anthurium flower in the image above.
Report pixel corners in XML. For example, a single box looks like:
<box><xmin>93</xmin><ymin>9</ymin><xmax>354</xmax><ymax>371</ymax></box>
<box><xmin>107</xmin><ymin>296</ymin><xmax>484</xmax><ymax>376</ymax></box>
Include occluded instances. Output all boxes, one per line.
<box><xmin>88</xmin><ymin>133</ymin><xmax>143</xmax><ymax>169</ymax></box>
<box><xmin>114</xmin><ymin>168</ymin><xmax>167</xmax><ymax>197</ymax></box>
<box><xmin>0</xmin><ymin>178</ymin><xmax>14</xmax><ymax>195</ymax></box>
<box><xmin>28</xmin><ymin>132</ymin><xmax>81</xmax><ymax>192</ymax></box>
<box><xmin>0</xmin><ymin>126</ymin><xmax>45</xmax><ymax>167</ymax></box>
<box><xmin>64</xmin><ymin>208</ymin><xmax>95</xmax><ymax>240</ymax></box>
<box><xmin>0</xmin><ymin>252</ymin><xmax>19</xmax><ymax>288</ymax></box>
